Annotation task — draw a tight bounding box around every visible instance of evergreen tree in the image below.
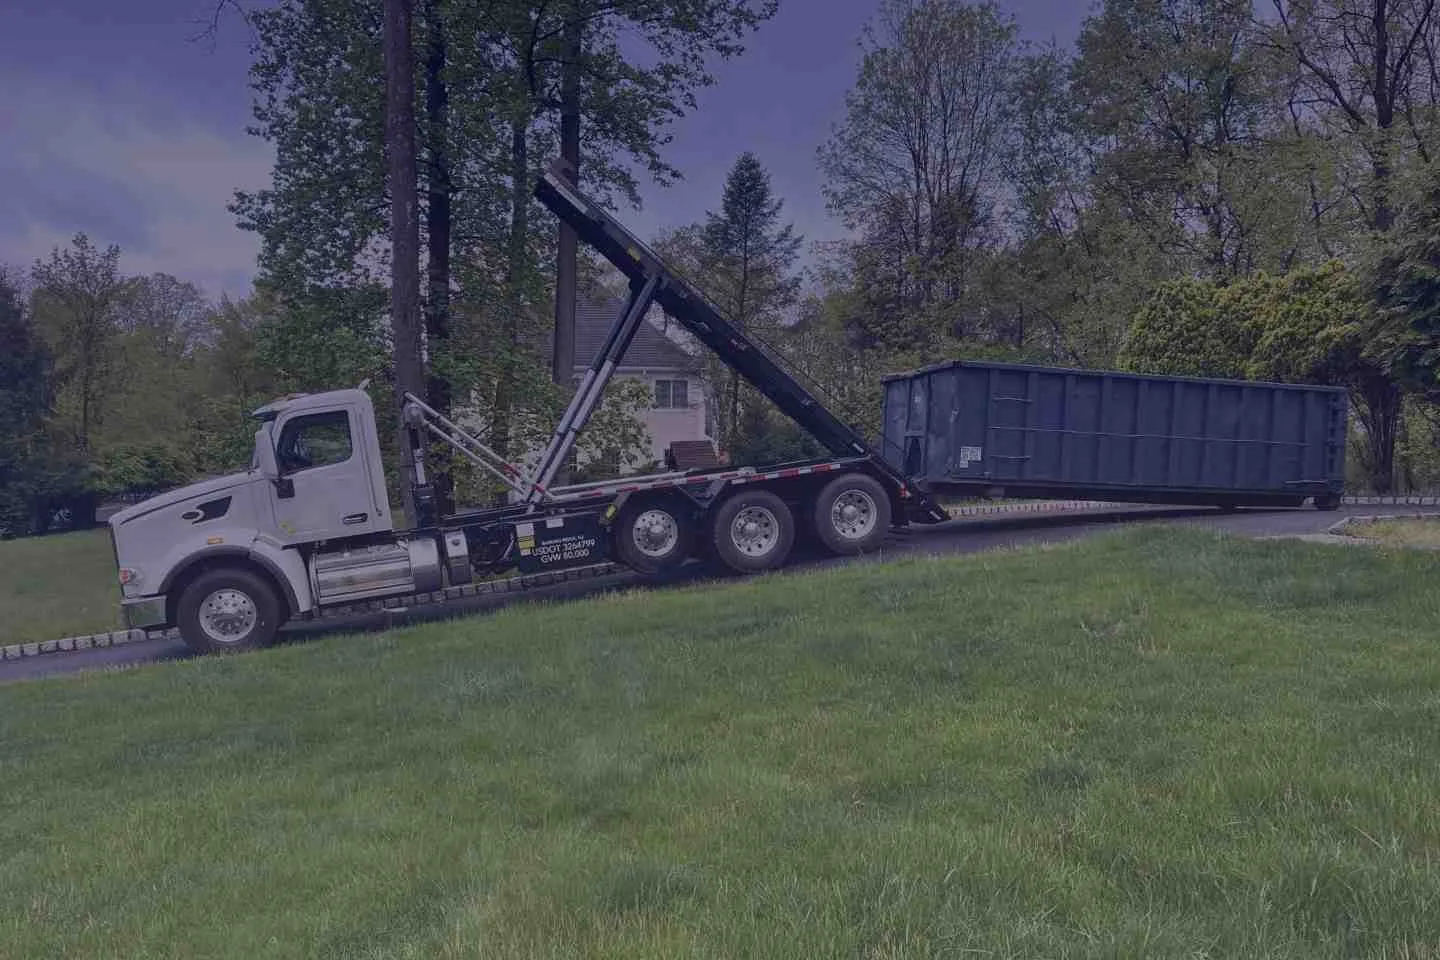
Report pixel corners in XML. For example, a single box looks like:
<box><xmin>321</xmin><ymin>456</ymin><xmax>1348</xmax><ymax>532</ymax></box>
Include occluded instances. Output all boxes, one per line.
<box><xmin>701</xmin><ymin>152</ymin><xmax>801</xmax><ymax>453</ymax></box>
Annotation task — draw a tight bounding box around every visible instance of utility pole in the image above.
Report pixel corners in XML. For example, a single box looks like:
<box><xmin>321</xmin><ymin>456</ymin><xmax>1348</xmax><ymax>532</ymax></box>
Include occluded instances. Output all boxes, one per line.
<box><xmin>384</xmin><ymin>0</ymin><xmax>425</xmax><ymax>527</ymax></box>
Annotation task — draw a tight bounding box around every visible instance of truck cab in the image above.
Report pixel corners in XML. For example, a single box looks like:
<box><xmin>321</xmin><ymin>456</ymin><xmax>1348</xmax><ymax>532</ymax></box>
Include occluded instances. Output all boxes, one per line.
<box><xmin>109</xmin><ymin>388</ymin><xmax>406</xmax><ymax>652</ymax></box>
<box><xmin>250</xmin><ymin>390</ymin><xmax>393</xmax><ymax>542</ymax></box>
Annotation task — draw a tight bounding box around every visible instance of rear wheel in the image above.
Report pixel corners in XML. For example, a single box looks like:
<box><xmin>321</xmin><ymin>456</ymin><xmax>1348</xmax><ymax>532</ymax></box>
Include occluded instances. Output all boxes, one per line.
<box><xmin>614</xmin><ymin>498</ymin><xmax>693</xmax><ymax>574</ymax></box>
<box><xmin>711</xmin><ymin>490</ymin><xmax>795</xmax><ymax>574</ymax></box>
<box><xmin>811</xmin><ymin>473</ymin><xmax>892</xmax><ymax>555</ymax></box>
<box><xmin>175</xmin><ymin>567</ymin><xmax>281</xmax><ymax>655</ymax></box>
<box><xmin>1314</xmin><ymin>494</ymin><xmax>1341</xmax><ymax>511</ymax></box>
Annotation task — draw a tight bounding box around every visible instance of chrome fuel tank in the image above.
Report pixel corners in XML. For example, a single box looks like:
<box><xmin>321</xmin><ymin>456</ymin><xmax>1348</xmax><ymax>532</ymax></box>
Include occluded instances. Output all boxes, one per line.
<box><xmin>309</xmin><ymin>538</ymin><xmax>442</xmax><ymax>606</ymax></box>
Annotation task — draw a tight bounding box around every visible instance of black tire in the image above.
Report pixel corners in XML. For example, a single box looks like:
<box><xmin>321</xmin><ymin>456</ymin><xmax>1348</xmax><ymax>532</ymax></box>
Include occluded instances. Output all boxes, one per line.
<box><xmin>614</xmin><ymin>497</ymin><xmax>693</xmax><ymax>575</ymax></box>
<box><xmin>175</xmin><ymin>567</ymin><xmax>282</xmax><ymax>655</ymax></box>
<box><xmin>710</xmin><ymin>489</ymin><xmax>795</xmax><ymax>574</ymax></box>
<box><xmin>811</xmin><ymin>473</ymin><xmax>892</xmax><ymax>555</ymax></box>
<box><xmin>1314</xmin><ymin>494</ymin><xmax>1342</xmax><ymax>511</ymax></box>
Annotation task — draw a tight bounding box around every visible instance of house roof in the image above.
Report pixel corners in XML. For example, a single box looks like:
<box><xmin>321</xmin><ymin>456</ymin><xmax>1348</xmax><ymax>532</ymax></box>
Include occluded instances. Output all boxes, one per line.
<box><xmin>574</xmin><ymin>298</ymin><xmax>698</xmax><ymax>372</ymax></box>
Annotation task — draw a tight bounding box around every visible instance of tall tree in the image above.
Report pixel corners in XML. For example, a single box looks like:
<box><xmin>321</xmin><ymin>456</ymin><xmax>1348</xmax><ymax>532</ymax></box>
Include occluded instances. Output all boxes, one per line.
<box><xmin>1266</xmin><ymin>0</ymin><xmax>1440</xmax><ymax>236</ymax></box>
<box><xmin>385</xmin><ymin>0</ymin><xmax>426</xmax><ymax>526</ymax></box>
<box><xmin>30</xmin><ymin>235</ymin><xmax>132</xmax><ymax>452</ymax></box>
<box><xmin>996</xmin><ymin>45</ymin><xmax>1178</xmax><ymax>365</ymax></box>
<box><xmin>1008</xmin><ymin>46</ymin><xmax>1092</xmax><ymax>243</ymax></box>
<box><xmin>423</xmin><ymin>0</ymin><xmax>455</xmax><ymax>511</ymax></box>
<box><xmin>818</xmin><ymin>0</ymin><xmax>1018</xmax><ymax>352</ymax></box>
<box><xmin>1075</xmin><ymin>0</ymin><xmax>1288</xmax><ymax>276</ymax></box>
<box><xmin>701</xmin><ymin>152</ymin><xmax>801</xmax><ymax>451</ymax></box>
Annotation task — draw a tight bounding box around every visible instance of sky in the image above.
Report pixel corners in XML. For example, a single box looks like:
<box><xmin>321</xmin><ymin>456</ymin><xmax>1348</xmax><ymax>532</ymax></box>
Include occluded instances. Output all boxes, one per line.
<box><xmin>0</xmin><ymin>0</ymin><xmax>1090</xmax><ymax>301</ymax></box>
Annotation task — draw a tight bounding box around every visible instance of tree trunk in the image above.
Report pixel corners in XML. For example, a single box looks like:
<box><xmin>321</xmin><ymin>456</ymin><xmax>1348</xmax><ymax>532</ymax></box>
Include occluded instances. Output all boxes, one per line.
<box><xmin>1397</xmin><ymin>402</ymin><xmax>1417</xmax><ymax>493</ymax></box>
<box><xmin>728</xmin><ymin>256</ymin><xmax>749</xmax><ymax>452</ymax></box>
<box><xmin>1358</xmin><ymin>376</ymin><xmax>1402</xmax><ymax>494</ymax></box>
<box><xmin>551</xmin><ymin>11</ymin><xmax>582</xmax><ymax>390</ymax></box>
<box><xmin>549</xmin><ymin>9</ymin><xmax>583</xmax><ymax>485</ymax></box>
<box><xmin>384</xmin><ymin>0</ymin><xmax>424</xmax><ymax>528</ymax></box>
<box><xmin>491</xmin><ymin>116</ymin><xmax>530</xmax><ymax>487</ymax></box>
<box><xmin>423</xmin><ymin>0</ymin><xmax>454</xmax><ymax>514</ymax></box>
<box><xmin>78</xmin><ymin>335</ymin><xmax>91</xmax><ymax>452</ymax></box>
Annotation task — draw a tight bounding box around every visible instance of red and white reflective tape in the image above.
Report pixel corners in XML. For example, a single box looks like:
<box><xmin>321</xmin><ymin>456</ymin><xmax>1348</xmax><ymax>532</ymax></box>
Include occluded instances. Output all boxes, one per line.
<box><xmin>558</xmin><ymin>471</ymin><xmax>744</xmax><ymax>501</ymax></box>
<box><xmin>684</xmin><ymin>471</ymin><xmax>747</xmax><ymax>485</ymax></box>
<box><xmin>732</xmin><ymin>462</ymin><xmax>843</xmax><ymax>485</ymax></box>
<box><xmin>549</xmin><ymin>459</ymin><xmax>858</xmax><ymax>502</ymax></box>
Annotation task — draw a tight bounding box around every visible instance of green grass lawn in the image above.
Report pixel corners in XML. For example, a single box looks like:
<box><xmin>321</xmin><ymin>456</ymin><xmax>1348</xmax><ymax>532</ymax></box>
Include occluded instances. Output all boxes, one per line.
<box><xmin>1353</xmin><ymin>517</ymin><xmax>1440</xmax><ymax>550</ymax></box>
<box><xmin>4</xmin><ymin>527</ymin><xmax>1440</xmax><ymax>958</ymax></box>
<box><xmin>0</xmin><ymin>528</ymin><xmax>121</xmax><ymax>645</ymax></box>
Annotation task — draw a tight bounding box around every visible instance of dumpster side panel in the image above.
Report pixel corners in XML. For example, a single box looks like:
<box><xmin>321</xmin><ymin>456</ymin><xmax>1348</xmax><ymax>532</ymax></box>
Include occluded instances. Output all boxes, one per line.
<box><xmin>881</xmin><ymin>361</ymin><xmax>1346</xmax><ymax>503</ymax></box>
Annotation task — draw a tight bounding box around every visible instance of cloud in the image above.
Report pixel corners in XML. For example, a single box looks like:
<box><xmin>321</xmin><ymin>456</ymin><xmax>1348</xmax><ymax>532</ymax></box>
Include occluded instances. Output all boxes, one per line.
<box><xmin>0</xmin><ymin>75</ymin><xmax>272</xmax><ymax>299</ymax></box>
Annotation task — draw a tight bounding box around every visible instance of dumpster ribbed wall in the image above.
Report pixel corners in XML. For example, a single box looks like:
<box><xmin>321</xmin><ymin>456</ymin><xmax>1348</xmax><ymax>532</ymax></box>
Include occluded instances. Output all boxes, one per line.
<box><xmin>881</xmin><ymin>361</ymin><xmax>1346</xmax><ymax>505</ymax></box>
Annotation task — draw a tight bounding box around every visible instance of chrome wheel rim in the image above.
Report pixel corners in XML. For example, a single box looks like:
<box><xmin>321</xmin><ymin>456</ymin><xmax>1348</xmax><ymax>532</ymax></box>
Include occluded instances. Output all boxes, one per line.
<box><xmin>199</xmin><ymin>588</ymin><xmax>258</xmax><ymax>644</ymax></box>
<box><xmin>829</xmin><ymin>489</ymin><xmax>878</xmax><ymax>541</ymax></box>
<box><xmin>730</xmin><ymin>506</ymin><xmax>780</xmax><ymax>557</ymax></box>
<box><xmin>632</xmin><ymin>508</ymin><xmax>680</xmax><ymax>558</ymax></box>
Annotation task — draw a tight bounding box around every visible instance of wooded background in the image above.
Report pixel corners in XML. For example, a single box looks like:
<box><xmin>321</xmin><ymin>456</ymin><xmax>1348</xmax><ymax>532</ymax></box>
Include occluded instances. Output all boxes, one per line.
<box><xmin>6</xmin><ymin>0</ymin><xmax>1440</xmax><ymax>537</ymax></box>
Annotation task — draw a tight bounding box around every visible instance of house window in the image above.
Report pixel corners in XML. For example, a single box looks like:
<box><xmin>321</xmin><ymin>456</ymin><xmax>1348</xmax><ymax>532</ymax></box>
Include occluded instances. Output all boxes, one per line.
<box><xmin>654</xmin><ymin>379</ymin><xmax>689</xmax><ymax>409</ymax></box>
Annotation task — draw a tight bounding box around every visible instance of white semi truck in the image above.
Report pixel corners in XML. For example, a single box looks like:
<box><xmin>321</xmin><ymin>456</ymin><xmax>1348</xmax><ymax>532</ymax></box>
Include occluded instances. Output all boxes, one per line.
<box><xmin>107</xmin><ymin>161</ymin><xmax>949</xmax><ymax>654</ymax></box>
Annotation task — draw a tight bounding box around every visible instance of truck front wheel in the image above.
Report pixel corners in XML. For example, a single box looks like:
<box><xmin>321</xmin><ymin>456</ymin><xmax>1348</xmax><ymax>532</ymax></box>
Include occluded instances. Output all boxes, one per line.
<box><xmin>811</xmin><ymin>473</ymin><xmax>892</xmax><ymax>555</ymax></box>
<box><xmin>711</xmin><ymin>490</ymin><xmax>795</xmax><ymax>574</ymax></box>
<box><xmin>175</xmin><ymin>567</ymin><xmax>282</xmax><ymax>655</ymax></box>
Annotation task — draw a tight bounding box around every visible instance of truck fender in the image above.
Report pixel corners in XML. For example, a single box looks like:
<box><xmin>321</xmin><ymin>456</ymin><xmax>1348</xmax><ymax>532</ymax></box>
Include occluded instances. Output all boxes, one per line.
<box><xmin>249</xmin><ymin>536</ymin><xmax>315</xmax><ymax>615</ymax></box>
<box><xmin>156</xmin><ymin>536</ymin><xmax>313</xmax><ymax>620</ymax></box>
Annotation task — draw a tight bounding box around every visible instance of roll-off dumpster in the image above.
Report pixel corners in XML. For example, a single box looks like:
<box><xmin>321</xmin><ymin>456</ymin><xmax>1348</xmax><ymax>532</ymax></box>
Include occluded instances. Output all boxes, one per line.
<box><xmin>881</xmin><ymin>360</ymin><xmax>1347</xmax><ymax>509</ymax></box>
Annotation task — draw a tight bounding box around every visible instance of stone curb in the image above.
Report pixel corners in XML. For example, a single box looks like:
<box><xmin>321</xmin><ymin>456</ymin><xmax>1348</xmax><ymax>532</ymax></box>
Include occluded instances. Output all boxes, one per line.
<box><xmin>1</xmin><ymin>628</ymin><xmax>161</xmax><ymax>664</ymax></box>
<box><xmin>3</xmin><ymin>562</ymin><xmax>628</xmax><ymax>663</ymax></box>
<box><xmin>1342</xmin><ymin>496</ymin><xmax>1440</xmax><ymax>506</ymax></box>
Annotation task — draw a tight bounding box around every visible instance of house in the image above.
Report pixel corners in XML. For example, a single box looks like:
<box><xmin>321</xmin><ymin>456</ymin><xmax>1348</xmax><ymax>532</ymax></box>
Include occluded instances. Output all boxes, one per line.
<box><xmin>572</xmin><ymin>298</ymin><xmax>717</xmax><ymax>471</ymax></box>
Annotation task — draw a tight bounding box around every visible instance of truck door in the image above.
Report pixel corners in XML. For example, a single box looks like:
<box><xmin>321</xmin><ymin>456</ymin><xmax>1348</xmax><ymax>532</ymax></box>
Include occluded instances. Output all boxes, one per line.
<box><xmin>268</xmin><ymin>406</ymin><xmax>384</xmax><ymax>543</ymax></box>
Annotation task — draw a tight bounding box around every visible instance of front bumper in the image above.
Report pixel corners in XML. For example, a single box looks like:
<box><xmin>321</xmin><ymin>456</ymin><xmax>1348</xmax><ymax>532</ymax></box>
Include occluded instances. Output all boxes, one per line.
<box><xmin>121</xmin><ymin>596</ymin><xmax>168</xmax><ymax>630</ymax></box>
